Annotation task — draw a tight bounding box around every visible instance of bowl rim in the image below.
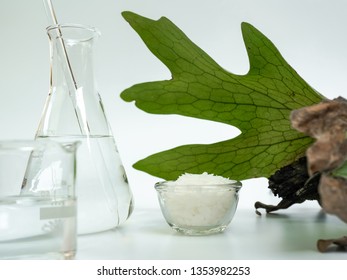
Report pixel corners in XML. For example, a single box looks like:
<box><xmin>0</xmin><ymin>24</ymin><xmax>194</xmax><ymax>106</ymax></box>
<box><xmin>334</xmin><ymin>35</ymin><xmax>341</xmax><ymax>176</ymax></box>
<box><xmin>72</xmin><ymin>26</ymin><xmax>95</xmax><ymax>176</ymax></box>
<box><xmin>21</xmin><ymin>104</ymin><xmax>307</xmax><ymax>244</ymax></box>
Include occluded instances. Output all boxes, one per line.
<box><xmin>154</xmin><ymin>180</ymin><xmax>242</xmax><ymax>192</ymax></box>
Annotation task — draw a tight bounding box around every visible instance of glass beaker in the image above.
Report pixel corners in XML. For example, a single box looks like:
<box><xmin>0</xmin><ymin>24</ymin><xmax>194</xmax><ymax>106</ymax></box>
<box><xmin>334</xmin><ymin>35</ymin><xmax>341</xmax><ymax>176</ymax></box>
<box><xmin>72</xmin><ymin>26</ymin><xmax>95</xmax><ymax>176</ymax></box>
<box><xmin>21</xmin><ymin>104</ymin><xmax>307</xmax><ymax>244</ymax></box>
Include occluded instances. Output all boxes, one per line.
<box><xmin>0</xmin><ymin>139</ymin><xmax>78</xmax><ymax>259</ymax></box>
<box><xmin>33</xmin><ymin>24</ymin><xmax>134</xmax><ymax>234</ymax></box>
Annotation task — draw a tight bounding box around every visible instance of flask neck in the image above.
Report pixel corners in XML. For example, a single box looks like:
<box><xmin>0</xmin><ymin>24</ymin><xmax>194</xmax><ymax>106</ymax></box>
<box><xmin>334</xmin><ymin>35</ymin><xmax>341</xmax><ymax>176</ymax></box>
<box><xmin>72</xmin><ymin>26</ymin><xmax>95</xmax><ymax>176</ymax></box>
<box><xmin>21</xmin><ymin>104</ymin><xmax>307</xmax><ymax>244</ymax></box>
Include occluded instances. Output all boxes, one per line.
<box><xmin>36</xmin><ymin>24</ymin><xmax>111</xmax><ymax>137</ymax></box>
<box><xmin>47</xmin><ymin>24</ymin><xmax>99</xmax><ymax>91</ymax></box>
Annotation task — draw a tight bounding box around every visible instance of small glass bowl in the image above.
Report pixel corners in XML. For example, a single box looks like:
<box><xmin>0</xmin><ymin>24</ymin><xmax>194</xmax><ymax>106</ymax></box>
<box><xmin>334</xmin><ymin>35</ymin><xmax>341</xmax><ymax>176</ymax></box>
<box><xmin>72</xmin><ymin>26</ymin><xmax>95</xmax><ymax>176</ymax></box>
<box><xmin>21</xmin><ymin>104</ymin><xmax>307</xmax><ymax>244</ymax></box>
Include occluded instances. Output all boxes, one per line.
<box><xmin>154</xmin><ymin>181</ymin><xmax>242</xmax><ymax>235</ymax></box>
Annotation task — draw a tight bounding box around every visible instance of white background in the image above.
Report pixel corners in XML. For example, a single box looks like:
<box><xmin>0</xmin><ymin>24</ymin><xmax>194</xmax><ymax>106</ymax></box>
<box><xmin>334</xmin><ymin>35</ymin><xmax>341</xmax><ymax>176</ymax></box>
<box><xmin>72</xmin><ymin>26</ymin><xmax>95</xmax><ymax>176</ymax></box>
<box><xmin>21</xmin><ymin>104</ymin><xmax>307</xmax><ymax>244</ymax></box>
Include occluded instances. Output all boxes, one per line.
<box><xmin>1</xmin><ymin>0</ymin><xmax>347</xmax><ymax>223</ymax></box>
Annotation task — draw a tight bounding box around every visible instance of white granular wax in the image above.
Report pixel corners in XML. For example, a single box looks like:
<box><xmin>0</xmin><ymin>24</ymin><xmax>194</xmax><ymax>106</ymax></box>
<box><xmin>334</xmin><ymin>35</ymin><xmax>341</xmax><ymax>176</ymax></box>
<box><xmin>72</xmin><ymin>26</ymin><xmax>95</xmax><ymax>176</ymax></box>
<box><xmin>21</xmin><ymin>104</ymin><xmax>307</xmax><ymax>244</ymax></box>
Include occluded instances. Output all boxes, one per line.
<box><xmin>163</xmin><ymin>173</ymin><xmax>238</xmax><ymax>227</ymax></box>
<box><xmin>174</xmin><ymin>172</ymin><xmax>236</xmax><ymax>185</ymax></box>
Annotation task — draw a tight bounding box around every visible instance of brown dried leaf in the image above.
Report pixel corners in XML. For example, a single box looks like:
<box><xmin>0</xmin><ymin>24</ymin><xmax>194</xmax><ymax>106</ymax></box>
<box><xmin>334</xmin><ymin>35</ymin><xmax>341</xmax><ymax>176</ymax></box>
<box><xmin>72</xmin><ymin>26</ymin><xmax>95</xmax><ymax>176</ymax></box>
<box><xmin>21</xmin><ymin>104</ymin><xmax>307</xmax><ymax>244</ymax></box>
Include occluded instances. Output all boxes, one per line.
<box><xmin>317</xmin><ymin>236</ymin><xmax>347</xmax><ymax>252</ymax></box>
<box><xmin>291</xmin><ymin>97</ymin><xmax>347</xmax><ymax>175</ymax></box>
<box><xmin>319</xmin><ymin>174</ymin><xmax>347</xmax><ymax>223</ymax></box>
<box><xmin>291</xmin><ymin>97</ymin><xmax>347</xmax><ymax>222</ymax></box>
<box><xmin>291</xmin><ymin>97</ymin><xmax>347</xmax><ymax>251</ymax></box>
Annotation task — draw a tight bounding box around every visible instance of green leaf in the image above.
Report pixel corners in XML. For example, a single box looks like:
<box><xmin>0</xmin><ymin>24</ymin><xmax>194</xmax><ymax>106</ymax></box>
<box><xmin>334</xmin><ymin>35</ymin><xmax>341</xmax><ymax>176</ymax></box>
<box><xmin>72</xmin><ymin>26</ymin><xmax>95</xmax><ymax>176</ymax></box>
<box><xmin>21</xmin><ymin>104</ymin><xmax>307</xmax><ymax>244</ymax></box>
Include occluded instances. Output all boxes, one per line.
<box><xmin>332</xmin><ymin>161</ymin><xmax>347</xmax><ymax>178</ymax></box>
<box><xmin>121</xmin><ymin>11</ymin><xmax>325</xmax><ymax>181</ymax></box>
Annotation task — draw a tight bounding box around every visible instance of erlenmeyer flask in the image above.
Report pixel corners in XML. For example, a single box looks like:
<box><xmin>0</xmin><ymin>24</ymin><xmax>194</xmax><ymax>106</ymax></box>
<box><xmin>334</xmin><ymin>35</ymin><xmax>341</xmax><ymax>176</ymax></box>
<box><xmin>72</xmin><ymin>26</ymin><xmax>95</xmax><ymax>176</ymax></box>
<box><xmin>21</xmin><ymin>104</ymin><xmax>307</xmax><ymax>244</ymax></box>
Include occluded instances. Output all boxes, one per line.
<box><xmin>34</xmin><ymin>23</ymin><xmax>134</xmax><ymax>234</ymax></box>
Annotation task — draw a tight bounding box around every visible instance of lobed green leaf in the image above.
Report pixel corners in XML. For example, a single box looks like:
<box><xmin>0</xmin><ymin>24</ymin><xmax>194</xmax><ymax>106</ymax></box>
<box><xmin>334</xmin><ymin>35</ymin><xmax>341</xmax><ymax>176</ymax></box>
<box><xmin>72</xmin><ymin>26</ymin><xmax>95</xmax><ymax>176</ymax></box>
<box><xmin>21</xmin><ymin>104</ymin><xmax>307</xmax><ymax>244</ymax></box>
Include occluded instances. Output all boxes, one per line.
<box><xmin>121</xmin><ymin>11</ymin><xmax>324</xmax><ymax>181</ymax></box>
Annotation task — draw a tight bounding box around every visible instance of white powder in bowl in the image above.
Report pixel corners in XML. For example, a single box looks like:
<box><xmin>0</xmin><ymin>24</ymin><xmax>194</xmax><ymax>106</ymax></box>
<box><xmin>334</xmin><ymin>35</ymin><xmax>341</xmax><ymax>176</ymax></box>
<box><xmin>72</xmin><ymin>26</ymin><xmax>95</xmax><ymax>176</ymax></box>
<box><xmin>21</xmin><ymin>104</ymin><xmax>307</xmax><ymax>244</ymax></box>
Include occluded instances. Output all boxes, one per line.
<box><xmin>156</xmin><ymin>173</ymin><xmax>241</xmax><ymax>230</ymax></box>
<box><xmin>173</xmin><ymin>172</ymin><xmax>237</xmax><ymax>185</ymax></box>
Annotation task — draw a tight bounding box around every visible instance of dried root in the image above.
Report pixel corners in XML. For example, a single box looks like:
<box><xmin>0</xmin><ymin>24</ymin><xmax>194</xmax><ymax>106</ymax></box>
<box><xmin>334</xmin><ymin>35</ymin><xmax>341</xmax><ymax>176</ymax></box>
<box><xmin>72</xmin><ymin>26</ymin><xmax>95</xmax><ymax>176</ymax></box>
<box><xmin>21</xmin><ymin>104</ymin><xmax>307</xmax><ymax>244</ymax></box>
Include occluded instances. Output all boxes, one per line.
<box><xmin>255</xmin><ymin>157</ymin><xmax>320</xmax><ymax>215</ymax></box>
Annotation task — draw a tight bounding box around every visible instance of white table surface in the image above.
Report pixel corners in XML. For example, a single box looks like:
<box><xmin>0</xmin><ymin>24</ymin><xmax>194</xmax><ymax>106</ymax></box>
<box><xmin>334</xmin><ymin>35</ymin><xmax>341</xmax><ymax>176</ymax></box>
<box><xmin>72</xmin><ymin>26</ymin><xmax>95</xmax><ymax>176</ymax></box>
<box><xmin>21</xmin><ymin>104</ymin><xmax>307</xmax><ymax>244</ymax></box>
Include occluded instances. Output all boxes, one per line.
<box><xmin>76</xmin><ymin>206</ymin><xmax>347</xmax><ymax>260</ymax></box>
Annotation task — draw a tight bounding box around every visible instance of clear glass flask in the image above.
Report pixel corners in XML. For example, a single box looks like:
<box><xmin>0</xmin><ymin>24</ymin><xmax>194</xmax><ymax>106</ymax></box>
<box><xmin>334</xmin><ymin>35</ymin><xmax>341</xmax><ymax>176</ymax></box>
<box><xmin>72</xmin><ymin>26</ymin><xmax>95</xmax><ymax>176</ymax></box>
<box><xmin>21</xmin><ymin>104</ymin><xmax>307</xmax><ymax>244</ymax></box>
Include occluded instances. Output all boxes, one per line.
<box><xmin>34</xmin><ymin>24</ymin><xmax>134</xmax><ymax>234</ymax></box>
